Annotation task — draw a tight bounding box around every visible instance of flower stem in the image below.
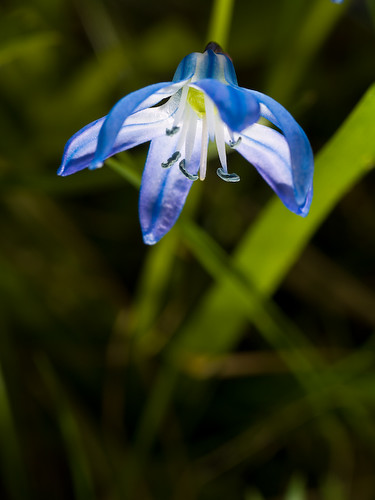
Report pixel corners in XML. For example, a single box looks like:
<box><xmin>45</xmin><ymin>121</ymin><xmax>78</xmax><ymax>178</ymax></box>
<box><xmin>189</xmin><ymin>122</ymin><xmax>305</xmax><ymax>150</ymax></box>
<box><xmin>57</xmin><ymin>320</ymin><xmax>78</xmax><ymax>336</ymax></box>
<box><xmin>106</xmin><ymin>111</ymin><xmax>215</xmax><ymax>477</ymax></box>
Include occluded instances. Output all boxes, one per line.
<box><xmin>207</xmin><ymin>0</ymin><xmax>235</xmax><ymax>49</ymax></box>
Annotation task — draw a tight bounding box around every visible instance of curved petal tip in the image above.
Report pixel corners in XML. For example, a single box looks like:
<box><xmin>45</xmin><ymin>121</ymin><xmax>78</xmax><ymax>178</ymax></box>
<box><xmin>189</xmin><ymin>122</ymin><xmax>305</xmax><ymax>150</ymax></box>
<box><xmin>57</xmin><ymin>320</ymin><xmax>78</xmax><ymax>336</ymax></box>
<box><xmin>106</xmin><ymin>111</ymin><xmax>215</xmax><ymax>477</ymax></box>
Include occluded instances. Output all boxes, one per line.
<box><xmin>89</xmin><ymin>161</ymin><xmax>103</xmax><ymax>170</ymax></box>
<box><xmin>142</xmin><ymin>231</ymin><xmax>159</xmax><ymax>245</ymax></box>
<box><xmin>297</xmin><ymin>185</ymin><xmax>313</xmax><ymax>217</ymax></box>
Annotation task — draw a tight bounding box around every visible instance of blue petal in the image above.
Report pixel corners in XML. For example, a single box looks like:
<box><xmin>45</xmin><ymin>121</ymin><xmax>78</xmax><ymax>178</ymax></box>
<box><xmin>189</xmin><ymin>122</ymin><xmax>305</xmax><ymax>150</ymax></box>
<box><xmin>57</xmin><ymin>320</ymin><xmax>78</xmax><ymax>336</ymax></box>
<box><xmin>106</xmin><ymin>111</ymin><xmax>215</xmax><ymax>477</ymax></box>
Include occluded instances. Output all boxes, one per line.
<box><xmin>58</xmin><ymin>117</ymin><xmax>104</xmax><ymax>176</ymax></box>
<box><xmin>173</xmin><ymin>48</ymin><xmax>238</xmax><ymax>85</ymax></box>
<box><xmin>236</xmin><ymin>124</ymin><xmax>312</xmax><ymax>215</ymax></box>
<box><xmin>248</xmin><ymin>89</ymin><xmax>314</xmax><ymax>207</ymax></box>
<box><xmin>139</xmin><ymin>125</ymin><xmax>202</xmax><ymax>245</ymax></box>
<box><xmin>222</xmin><ymin>54</ymin><xmax>238</xmax><ymax>86</ymax></box>
<box><xmin>58</xmin><ymin>103</ymin><xmax>176</xmax><ymax>176</ymax></box>
<box><xmin>92</xmin><ymin>80</ymin><xmax>189</xmax><ymax>169</ymax></box>
<box><xmin>192</xmin><ymin>80</ymin><xmax>260</xmax><ymax>132</ymax></box>
<box><xmin>172</xmin><ymin>52</ymin><xmax>198</xmax><ymax>82</ymax></box>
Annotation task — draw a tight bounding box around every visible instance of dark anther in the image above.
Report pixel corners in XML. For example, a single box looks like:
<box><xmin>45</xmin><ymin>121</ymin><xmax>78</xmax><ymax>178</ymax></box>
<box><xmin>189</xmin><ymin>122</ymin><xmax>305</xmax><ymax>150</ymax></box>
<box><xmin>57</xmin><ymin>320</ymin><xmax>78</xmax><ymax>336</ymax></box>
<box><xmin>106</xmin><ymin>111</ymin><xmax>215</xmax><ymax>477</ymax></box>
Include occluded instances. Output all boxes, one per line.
<box><xmin>166</xmin><ymin>126</ymin><xmax>180</xmax><ymax>136</ymax></box>
<box><xmin>217</xmin><ymin>167</ymin><xmax>240</xmax><ymax>183</ymax></box>
<box><xmin>179</xmin><ymin>160</ymin><xmax>198</xmax><ymax>181</ymax></box>
<box><xmin>229</xmin><ymin>137</ymin><xmax>242</xmax><ymax>148</ymax></box>
<box><xmin>161</xmin><ymin>151</ymin><xmax>181</xmax><ymax>168</ymax></box>
<box><xmin>204</xmin><ymin>41</ymin><xmax>225</xmax><ymax>54</ymax></box>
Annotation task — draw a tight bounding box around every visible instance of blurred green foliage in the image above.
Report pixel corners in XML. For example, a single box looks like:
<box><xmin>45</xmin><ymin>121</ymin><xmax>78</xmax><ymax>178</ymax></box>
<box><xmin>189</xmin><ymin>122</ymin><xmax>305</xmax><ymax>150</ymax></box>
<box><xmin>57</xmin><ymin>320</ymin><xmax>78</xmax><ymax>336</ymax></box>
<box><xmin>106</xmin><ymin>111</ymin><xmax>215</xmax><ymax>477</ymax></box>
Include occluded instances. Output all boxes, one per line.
<box><xmin>1</xmin><ymin>0</ymin><xmax>375</xmax><ymax>499</ymax></box>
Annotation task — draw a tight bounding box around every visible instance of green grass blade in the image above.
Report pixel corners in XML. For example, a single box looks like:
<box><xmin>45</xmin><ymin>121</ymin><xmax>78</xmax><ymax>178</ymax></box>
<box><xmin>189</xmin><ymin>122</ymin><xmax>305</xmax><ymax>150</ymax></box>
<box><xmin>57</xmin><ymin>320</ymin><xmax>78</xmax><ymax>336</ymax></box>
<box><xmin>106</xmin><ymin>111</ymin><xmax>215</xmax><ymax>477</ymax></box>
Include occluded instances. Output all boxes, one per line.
<box><xmin>172</xmin><ymin>84</ymin><xmax>375</xmax><ymax>356</ymax></box>
<box><xmin>285</xmin><ymin>476</ymin><xmax>307</xmax><ymax>500</ymax></box>
<box><xmin>207</xmin><ymin>0</ymin><xmax>236</xmax><ymax>48</ymax></box>
<box><xmin>265</xmin><ymin>0</ymin><xmax>348</xmax><ymax>105</ymax></box>
<box><xmin>106</xmin><ymin>155</ymin><xmax>141</xmax><ymax>189</ymax></box>
<box><xmin>129</xmin><ymin>232</ymin><xmax>179</xmax><ymax>355</ymax></box>
<box><xmin>178</xmin><ymin>219</ymin><xmax>320</xmax><ymax>374</ymax></box>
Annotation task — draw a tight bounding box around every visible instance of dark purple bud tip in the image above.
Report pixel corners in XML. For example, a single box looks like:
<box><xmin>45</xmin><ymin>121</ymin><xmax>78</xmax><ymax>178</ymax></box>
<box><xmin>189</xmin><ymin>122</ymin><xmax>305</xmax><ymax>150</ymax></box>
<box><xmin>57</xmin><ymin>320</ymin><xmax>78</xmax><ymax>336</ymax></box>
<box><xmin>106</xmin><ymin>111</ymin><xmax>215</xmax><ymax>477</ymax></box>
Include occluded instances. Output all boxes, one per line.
<box><xmin>204</xmin><ymin>41</ymin><xmax>232</xmax><ymax>61</ymax></box>
<box><xmin>204</xmin><ymin>41</ymin><xmax>225</xmax><ymax>54</ymax></box>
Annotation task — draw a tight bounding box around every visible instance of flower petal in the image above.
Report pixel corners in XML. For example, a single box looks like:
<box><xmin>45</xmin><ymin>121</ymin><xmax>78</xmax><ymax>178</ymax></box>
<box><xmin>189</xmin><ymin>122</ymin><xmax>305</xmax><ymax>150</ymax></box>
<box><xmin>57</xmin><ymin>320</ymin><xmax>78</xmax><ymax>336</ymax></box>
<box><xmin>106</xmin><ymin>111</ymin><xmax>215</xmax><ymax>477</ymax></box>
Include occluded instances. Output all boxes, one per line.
<box><xmin>235</xmin><ymin>124</ymin><xmax>312</xmax><ymax>215</ymax></box>
<box><xmin>247</xmin><ymin>90</ymin><xmax>314</xmax><ymax>206</ymax></box>
<box><xmin>139</xmin><ymin>123</ymin><xmax>202</xmax><ymax>245</ymax></box>
<box><xmin>172</xmin><ymin>52</ymin><xmax>198</xmax><ymax>82</ymax></box>
<box><xmin>92</xmin><ymin>80</ymin><xmax>189</xmax><ymax>168</ymax></box>
<box><xmin>172</xmin><ymin>47</ymin><xmax>238</xmax><ymax>84</ymax></box>
<box><xmin>58</xmin><ymin>102</ymin><xmax>176</xmax><ymax>176</ymax></box>
<box><xmin>192</xmin><ymin>79</ymin><xmax>260</xmax><ymax>132</ymax></box>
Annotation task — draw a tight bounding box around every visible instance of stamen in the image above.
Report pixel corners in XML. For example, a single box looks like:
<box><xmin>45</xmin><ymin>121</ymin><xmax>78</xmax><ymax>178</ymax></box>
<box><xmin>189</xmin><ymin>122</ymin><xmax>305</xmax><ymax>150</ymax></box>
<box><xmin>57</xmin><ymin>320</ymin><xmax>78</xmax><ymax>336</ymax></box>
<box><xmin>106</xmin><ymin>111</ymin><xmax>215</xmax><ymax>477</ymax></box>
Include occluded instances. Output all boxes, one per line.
<box><xmin>166</xmin><ymin>126</ymin><xmax>180</xmax><ymax>136</ymax></box>
<box><xmin>172</xmin><ymin>85</ymin><xmax>189</xmax><ymax>127</ymax></box>
<box><xmin>229</xmin><ymin>136</ymin><xmax>242</xmax><ymax>148</ymax></box>
<box><xmin>185</xmin><ymin>112</ymin><xmax>197</xmax><ymax>164</ymax></box>
<box><xmin>217</xmin><ymin>167</ymin><xmax>240</xmax><ymax>183</ymax></box>
<box><xmin>214</xmin><ymin>113</ymin><xmax>228</xmax><ymax>173</ymax></box>
<box><xmin>175</xmin><ymin>104</ymin><xmax>191</xmax><ymax>154</ymax></box>
<box><xmin>179</xmin><ymin>160</ymin><xmax>198</xmax><ymax>181</ymax></box>
<box><xmin>199</xmin><ymin>116</ymin><xmax>208</xmax><ymax>181</ymax></box>
<box><xmin>204</xmin><ymin>94</ymin><xmax>216</xmax><ymax>141</ymax></box>
<box><xmin>161</xmin><ymin>151</ymin><xmax>181</xmax><ymax>169</ymax></box>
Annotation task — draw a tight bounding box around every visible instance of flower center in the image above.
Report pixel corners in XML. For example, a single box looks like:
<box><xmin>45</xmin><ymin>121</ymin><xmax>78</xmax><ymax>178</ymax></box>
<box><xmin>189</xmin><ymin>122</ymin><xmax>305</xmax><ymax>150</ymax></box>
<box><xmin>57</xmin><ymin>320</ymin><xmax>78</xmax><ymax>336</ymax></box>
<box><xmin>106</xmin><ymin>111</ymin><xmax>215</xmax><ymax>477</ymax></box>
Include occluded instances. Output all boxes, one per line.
<box><xmin>162</xmin><ymin>85</ymin><xmax>241</xmax><ymax>183</ymax></box>
<box><xmin>187</xmin><ymin>88</ymin><xmax>206</xmax><ymax>117</ymax></box>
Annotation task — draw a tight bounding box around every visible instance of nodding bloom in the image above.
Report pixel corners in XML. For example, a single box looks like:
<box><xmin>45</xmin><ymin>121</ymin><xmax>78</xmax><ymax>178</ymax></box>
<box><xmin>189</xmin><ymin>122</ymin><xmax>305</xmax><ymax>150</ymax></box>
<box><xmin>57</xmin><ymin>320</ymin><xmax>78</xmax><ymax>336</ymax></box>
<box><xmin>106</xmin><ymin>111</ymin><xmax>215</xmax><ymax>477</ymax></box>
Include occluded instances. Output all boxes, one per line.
<box><xmin>59</xmin><ymin>42</ymin><xmax>314</xmax><ymax>245</ymax></box>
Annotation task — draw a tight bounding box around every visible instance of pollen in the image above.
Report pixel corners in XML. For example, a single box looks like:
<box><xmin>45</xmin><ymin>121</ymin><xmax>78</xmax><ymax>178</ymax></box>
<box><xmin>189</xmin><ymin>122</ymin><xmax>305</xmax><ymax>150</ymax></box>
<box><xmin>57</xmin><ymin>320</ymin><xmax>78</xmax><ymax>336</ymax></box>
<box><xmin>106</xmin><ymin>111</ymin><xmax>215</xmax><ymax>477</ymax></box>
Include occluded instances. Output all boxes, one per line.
<box><xmin>187</xmin><ymin>88</ymin><xmax>206</xmax><ymax>117</ymax></box>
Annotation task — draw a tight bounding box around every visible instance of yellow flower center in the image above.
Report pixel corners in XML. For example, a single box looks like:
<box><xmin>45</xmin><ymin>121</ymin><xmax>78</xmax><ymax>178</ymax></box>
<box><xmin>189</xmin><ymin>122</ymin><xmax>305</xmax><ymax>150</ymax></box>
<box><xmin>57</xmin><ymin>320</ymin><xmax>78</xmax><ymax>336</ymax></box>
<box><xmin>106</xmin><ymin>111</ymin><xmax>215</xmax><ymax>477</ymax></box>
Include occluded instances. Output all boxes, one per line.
<box><xmin>187</xmin><ymin>87</ymin><xmax>205</xmax><ymax>117</ymax></box>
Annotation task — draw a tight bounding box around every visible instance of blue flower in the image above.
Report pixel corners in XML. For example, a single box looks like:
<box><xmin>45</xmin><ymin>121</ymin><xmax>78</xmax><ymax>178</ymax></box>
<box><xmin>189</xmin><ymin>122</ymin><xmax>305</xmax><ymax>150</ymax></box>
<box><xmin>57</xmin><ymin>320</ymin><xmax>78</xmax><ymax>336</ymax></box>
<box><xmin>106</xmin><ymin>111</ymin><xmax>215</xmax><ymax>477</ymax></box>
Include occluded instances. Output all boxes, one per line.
<box><xmin>59</xmin><ymin>42</ymin><xmax>313</xmax><ymax>245</ymax></box>
<box><xmin>331</xmin><ymin>0</ymin><xmax>343</xmax><ymax>3</ymax></box>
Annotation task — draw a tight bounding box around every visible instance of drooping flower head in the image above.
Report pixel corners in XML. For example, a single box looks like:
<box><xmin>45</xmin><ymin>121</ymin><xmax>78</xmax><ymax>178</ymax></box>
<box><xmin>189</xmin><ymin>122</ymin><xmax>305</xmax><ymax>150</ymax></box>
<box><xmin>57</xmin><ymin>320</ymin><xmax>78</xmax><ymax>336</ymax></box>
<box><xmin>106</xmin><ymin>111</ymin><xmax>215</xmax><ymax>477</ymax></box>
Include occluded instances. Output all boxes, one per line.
<box><xmin>59</xmin><ymin>42</ymin><xmax>314</xmax><ymax>245</ymax></box>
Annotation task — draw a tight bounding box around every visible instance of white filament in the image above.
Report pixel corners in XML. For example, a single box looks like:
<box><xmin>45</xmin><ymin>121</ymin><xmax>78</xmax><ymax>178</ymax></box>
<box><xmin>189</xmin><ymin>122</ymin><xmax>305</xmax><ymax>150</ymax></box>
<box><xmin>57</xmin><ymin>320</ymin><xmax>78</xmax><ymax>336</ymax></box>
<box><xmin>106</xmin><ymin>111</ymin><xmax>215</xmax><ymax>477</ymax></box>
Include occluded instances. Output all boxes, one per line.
<box><xmin>199</xmin><ymin>116</ymin><xmax>208</xmax><ymax>180</ymax></box>
<box><xmin>204</xmin><ymin>94</ymin><xmax>216</xmax><ymax>142</ymax></box>
<box><xmin>172</xmin><ymin>85</ymin><xmax>189</xmax><ymax>128</ymax></box>
<box><xmin>175</xmin><ymin>103</ymin><xmax>191</xmax><ymax>154</ymax></box>
<box><xmin>214</xmin><ymin>113</ymin><xmax>228</xmax><ymax>173</ymax></box>
<box><xmin>185</xmin><ymin>110</ymin><xmax>197</xmax><ymax>165</ymax></box>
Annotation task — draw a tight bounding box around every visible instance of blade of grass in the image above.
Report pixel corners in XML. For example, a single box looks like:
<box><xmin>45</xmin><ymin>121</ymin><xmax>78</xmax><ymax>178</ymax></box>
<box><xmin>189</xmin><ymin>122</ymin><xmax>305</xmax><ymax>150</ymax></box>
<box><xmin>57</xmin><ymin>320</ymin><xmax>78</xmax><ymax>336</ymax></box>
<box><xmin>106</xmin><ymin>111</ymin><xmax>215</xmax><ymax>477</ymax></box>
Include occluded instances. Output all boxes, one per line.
<box><xmin>129</xmin><ymin>231</ymin><xmax>179</xmax><ymax>356</ymax></box>
<box><xmin>265</xmin><ymin>0</ymin><xmax>348</xmax><ymax>105</ymax></box>
<box><xmin>285</xmin><ymin>476</ymin><xmax>307</xmax><ymax>500</ymax></box>
<box><xmin>172</xmin><ymin>84</ymin><xmax>375</xmax><ymax>356</ymax></box>
<box><xmin>207</xmin><ymin>0</ymin><xmax>236</xmax><ymax>49</ymax></box>
<box><xmin>106</xmin><ymin>155</ymin><xmax>141</xmax><ymax>189</ymax></box>
<box><xmin>177</xmin><ymin>219</ymin><xmax>322</xmax><ymax>376</ymax></box>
